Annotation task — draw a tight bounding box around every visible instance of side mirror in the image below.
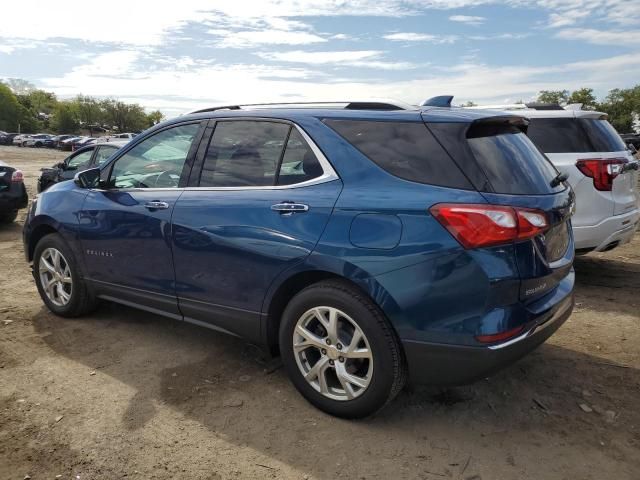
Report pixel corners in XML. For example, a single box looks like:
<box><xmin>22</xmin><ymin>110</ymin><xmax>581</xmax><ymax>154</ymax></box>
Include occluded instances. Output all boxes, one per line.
<box><xmin>74</xmin><ymin>168</ymin><xmax>101</xmax><ymax>189</ymax></box>
<box><xmin>627</xmin><ymin>143</ymin><xmax>637</xmax><ymax>154</ymax></box>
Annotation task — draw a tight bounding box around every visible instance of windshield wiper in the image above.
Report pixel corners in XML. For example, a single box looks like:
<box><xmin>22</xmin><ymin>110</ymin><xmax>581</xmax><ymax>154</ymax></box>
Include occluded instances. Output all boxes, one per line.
<box><xmin>550</xmin><ymin>172</ymin><xmax>569</xmax><ymax>188</ymax></box>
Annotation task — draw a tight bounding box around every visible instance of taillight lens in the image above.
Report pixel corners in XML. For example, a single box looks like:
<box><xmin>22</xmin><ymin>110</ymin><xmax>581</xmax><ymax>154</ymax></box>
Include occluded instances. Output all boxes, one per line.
<box><xmin>575</xmin><ymin>158</ymin><xmax>627</xmax><ymax>191</ymax></box>
<box><xmin>11</xmin><ymin>170</ymin><xmax>24</xmax><ymax>183</ymax></box>
<box><xmin>476</xmin><ymin>325</ymin><xmax>524</xmax><ymax>344</ymax></box>
<box><xmin>430</xmin><ymin>203</ymin><xmax>549</xmax><ymax>249</ymax></box>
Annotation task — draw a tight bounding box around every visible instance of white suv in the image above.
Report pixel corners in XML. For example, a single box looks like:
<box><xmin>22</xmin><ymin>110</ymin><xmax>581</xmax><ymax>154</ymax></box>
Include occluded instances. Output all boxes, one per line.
<box><xmin>463</xmin><ymin>103</ymin><xmax>639</xmax><ymax>253</ymax></box>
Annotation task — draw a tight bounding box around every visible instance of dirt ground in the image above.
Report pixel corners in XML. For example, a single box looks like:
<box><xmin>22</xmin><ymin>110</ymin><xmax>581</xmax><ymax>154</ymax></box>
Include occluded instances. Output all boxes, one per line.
<box><xmin>0</xmin><ymin>145</ymin><xmax>638</xmax><ymax>480</ymax></box>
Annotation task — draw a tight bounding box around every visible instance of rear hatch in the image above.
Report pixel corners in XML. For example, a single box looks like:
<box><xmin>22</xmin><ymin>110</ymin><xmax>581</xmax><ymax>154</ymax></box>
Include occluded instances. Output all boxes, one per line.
<box><xmin>426</xmin><ymin>114</ymin><xmax>575</xmax><ymax>301</ymax></box>
<box><xmin>0</xmin><ymin>162</ymin><xmax>14</xmax><ymax>193</ymax></box>
<box><xmin>527</xmin><ymin>115</ymin><xmax>639</xmax><ymax>217</ymax></box>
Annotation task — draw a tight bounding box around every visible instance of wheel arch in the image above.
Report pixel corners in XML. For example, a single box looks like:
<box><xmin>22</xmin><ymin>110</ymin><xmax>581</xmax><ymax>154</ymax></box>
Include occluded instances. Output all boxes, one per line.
<box><xmin>27</xmin><ymin>223</ymin><xmax>59</xmax><ymax>262</ymax></box>
<box><xmin>262</xmin><ymin>265</ymin><xmax>401</xmax><ymax>356</ymax></box>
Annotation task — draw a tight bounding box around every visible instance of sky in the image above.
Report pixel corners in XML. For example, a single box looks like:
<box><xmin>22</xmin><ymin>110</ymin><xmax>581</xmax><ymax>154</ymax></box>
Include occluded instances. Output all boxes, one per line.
<box><xmin>0</xmin><ymin>0</ymin><xmax>638</xmax><ymax>116</ymax></box>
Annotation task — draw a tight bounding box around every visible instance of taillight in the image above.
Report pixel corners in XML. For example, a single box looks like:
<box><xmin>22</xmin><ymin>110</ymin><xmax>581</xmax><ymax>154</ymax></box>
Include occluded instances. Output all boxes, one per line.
<box><xmin>476</xmin><ymin>325</ymin><xmax>524</xmax><ymax>344</ymax></box>
<box><xmin>11</xmin><ymin>170</ymin><xmax>23</xmax><ymax>183</ymax></box>
<box><xmin>575</xmin><ymin>158</ymin><xmax>627</xmax><ymax>191</ymax></box>
<box><xmin>430</xmin><ymin>203</ymin><xmax>549</xmax><ymax>249</ymax></box>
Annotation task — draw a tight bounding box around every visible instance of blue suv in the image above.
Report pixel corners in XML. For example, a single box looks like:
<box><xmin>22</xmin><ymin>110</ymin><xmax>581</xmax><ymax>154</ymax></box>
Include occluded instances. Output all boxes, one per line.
<box><xmin>23</xmin><ymin>101</ymin><xmax>575</xmax><ymax>418</ymax></box>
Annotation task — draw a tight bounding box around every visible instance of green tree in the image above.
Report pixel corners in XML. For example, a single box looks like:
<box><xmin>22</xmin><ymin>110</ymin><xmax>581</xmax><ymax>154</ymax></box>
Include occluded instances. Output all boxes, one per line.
<box><xmin>4</xmin><ymin>78</ymin><xmax>35</xmax><ymax>95</ymax></box>
<box><xmin>101</xmin><ymin>99</ymin><xmax>148</xmax><ymax>132</ymax></box>
<box><xmin>537</xmin><ymin>90</ymin><xmax>569</xmax><ymax>105</ymax></box>
<box><xmin>567</xmin><ymin>88</ymin><xmax>598</xmax><ymax>110</ymax></box>
<box><xmin>73</xmin><ymin>95</ymin><xmax>103</xmax><ymax>128</ymax></box>
<box><xmin>146</xmin><ymin>110</ymin><xmax>164</xmax><ymax>127</ymax></box>
<box><xmin>51</xmin><ymin>102</ymin><xmax>79</xmax><ymax>134</ymax></box>
<box><xmin>28</xmin><ymin>89</ymin><xmax>57</xmax><ymax>114</ymax></box>
<box><xmin>598</xmin><ymin>85</ymin><xmax>640</xmax><ymax>133</ymax></box>
<box><xmin>0</xmin><ymin>82</ymin><xmax>20</xmax><ymax>131</ymax></box>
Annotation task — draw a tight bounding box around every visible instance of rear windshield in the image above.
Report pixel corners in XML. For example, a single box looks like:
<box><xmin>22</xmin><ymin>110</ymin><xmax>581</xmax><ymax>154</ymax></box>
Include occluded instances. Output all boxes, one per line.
<box><xmin>467</xmin><ymin>124</ymin><xmax>564</xmax><ymax>195</ymax></box>
<box><xmin>527</xmin><ymin>117</ymin><xmax>626</xmax><ymax>153</ymax></box>
<box><xmin>323</xmin><ymin>119</ymin><xmax>472</xmax><ymax>189</ymax></box>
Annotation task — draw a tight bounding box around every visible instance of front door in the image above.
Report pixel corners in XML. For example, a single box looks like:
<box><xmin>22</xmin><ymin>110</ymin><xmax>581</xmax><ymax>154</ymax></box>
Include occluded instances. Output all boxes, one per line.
<box><xmin>171</xmin><ymin>120</ymin><xmax>342</xmax><ymax>340</ymax></box>
<box><xmin>77</xmin><ymin>122</ymin><xmax>204</xmax><ymax>316</ymax></box>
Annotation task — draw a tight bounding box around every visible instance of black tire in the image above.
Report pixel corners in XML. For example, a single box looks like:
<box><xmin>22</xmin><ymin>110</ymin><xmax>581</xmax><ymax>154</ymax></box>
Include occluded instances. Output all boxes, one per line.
<box><xmin>33</xmin><ymin>233</ymin><xmax>97</xmax><ymax>317</ymax></box>
<box><xmin>0</xmin><ymin>211</ymin><xmax>18</xmax><ymax>223</ymax></box>
<box><xmin>279</xmin><ymin>280</ymin><xmax>407</xmax><ymax>418</ymax></box>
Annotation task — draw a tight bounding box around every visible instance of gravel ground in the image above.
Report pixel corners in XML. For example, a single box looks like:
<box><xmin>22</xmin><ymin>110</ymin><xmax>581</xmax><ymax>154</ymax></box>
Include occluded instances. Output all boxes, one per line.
<box><xmin>0</xmin><ymin>145</ymin><xmax>639</xmax><ymax>480</ymax></box>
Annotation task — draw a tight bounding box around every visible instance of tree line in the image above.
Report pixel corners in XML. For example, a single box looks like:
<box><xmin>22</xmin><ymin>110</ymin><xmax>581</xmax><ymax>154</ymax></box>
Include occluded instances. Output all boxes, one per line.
<box><xmin>1</xmin><ymin>78</ymin><xmax>638</xmax><ymax>135</ymax></box>
<box><xmin>0</xmin><ymin>78</ymin><xmax>164</xmax><ymax>135</ymax></box>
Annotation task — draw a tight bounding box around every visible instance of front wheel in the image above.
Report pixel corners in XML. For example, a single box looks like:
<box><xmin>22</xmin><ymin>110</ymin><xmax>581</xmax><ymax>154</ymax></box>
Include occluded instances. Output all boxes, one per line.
<box><xmin>33</xmin><ymin>233</ymin><xmax>97</xmax><ymax>317</ymax></box>
<box><xmin>279</xmin><ymin>280</ymin><xmax>406</xmax><ymax>418</ymax></box>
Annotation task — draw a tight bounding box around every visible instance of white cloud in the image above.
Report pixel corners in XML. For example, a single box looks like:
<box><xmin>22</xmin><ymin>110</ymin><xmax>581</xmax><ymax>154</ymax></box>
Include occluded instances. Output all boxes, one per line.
<box><xmin>555</xmin><ymin>28</ymin><xmax>640</xmax><ymax>46</ymax></box>
<box><xmin>258</xmin><ymin>50</ymin><xmax>418</xmax><ymax>70</ymax></box>
<box><xmin>209</xmin><ymin>29</ymin><xmax>327</xmax><ymax>47</ymax></box>
<box><xmin>383</xmin><ymin>32</ymin><xmax>458</xmax><ymax>43</ymax></box>
<box><xmin>449</xmin><ymin>15</ymin><xmax>486</xmax><ymax>25</ymax></box>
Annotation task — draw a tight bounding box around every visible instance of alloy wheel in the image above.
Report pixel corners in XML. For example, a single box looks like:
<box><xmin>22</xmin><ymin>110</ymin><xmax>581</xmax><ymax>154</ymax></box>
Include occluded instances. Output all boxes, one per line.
<box><xmin>38</xmin><ymin>248</ymin><xmax>73</xmax><ymax>307</ymax></box>
<box><xmin>293</xmin><ymin>306</ymin><xmax>373</xmax><ymax>401</ymax></box>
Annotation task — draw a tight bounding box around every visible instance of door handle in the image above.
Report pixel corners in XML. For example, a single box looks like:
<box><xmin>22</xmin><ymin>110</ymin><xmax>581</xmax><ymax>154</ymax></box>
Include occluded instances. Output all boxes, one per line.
<box><xmin>271</xmin><ymin>202</ymin><xmax>309</xmax><ymax>215</ymax></box>
<box><xmin>144</xmin><ymin>200</ymin><xmax>170</xmax><ymax>210</ymax></box>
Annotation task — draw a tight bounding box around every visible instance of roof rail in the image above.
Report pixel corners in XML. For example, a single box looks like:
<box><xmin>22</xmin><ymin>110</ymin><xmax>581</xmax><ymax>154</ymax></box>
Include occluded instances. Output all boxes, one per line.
<box><xmin>188</xmin><ymin>99</ymin><xmax>415</xmax><ymax>114</ymax></box>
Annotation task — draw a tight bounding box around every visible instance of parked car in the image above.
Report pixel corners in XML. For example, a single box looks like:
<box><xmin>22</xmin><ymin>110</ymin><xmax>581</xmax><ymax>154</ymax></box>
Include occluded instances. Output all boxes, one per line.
<box><xmin>0</xmin><ymin>159</ymin><xmax>28</xmax><ymax>223</ymax></box>
<box><xmin>38</xmin><ymin>141</ymin><xmax>128</xmax><ymax>192</ymax></box>
<box><xmin>23</xmin><ymin>101</ymin><xmax>575</xmax><ymax>418</ymax></box>
<box><xmin>434</xmin><ymin>98</ymin><xmax>640</xmax><ymax>254</ymax></box>
<box><xmin>620</xmin><ymin>133</ymin><xmax>640</xmax><ymax>151</ymax></box>
<box><xmin>48</xmin><ymin>135</ymin><xmax>75</xmax><ymax>149</ymax></box>
<box><xmin>0</xmin><ymin>133</ymin><xmax>20</xmax><ymax>145</ymax></box>
<box><xmin>13</xmin><ymin>134</ymin><xmax>31</xmax><ymax>147</ymax></box>
<box><xmin>58</xmin><ymin>136</ymin><xmax>82</xmax><ymax>151</ymax></box>
<box><xmin>71</xmin><ymin>137</ymin><xmax>96</xmax><ymax>151</ymax></box>
<box><xmin>25</xmin><ymin>134</ymin><xmax>53</xmax><ymax>148</ymax></box>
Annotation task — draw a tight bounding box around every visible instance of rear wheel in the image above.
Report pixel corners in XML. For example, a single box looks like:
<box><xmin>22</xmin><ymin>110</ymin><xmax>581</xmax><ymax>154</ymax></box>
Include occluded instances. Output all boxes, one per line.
<box><xmin>0</xmin><ymin>211</ymin><xmax>18</xmax><ymax>223</ymax></box>
<box><xmin>33</xmin><ymin>234</ymin><xmax>96</xmax><ymax>317</ymax></box>
<box><xmin>279</xmin><ymin>280</ymin><xmax>406</xmax><ymax>418</ymax></box>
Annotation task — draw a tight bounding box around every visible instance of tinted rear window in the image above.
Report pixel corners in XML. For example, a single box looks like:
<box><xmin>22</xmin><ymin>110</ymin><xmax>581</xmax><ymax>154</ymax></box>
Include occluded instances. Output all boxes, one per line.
<box><xmin>527</xmin><ymin>117</ymin><xmax>626</xmax><ymax>153</ymax></box>
<box><xmin>323</xmin><ymin>119</ymin><xmax>471</xmax><ymax>189</ymax></box>
<box><xmin>467</xmin><ymin>125</ymin><xmax>564</xmax><ymax>195</ymax></box>
<box><xmin>578</xmin><ymin>119</ymin><xmax>626</xmax><ymax>152</ymax></box>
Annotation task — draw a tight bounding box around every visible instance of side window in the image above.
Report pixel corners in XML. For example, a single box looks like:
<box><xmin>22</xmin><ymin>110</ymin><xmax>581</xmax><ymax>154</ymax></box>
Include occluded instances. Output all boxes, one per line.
<box><xmin>276</xmin><ymin>129</ymin><xmax>324</xmax><ymax>185</ymax></box>
<box><xmin>94</xmin><ymin>146</ymin><xmax>118</xmax><ymax>166</ymax></box>
<box><xmin>110</xmin><ymin>123</ymin><xmax>199</xmax><ymax>189</ymax></box>
<box><xmin>67</xmin><ymin>150</ymin><xmax>93</xmax><ymax>170</ymax></box>
<box><xmin>324</xmin><ymin>119</ymin><xmax>471</xmax><ymax>189</ymax></box>
<box><xmin>199</xmin><ymin>121</ymin><xmax>290</xmax><ymax>187</ymax></box>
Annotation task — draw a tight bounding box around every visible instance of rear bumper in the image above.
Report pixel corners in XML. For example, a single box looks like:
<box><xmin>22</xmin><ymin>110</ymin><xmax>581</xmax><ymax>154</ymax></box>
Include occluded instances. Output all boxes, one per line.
<box><xmin>402</xmin><ymin>280</ymin><xmax>574</xmax><ymax>385</ymax></box>
<box><xmin>573</xmin><ymin>208</ymin><xmax>639</xmax><ymax>251</ymax></box>
<box><xmin>0</xmin><ymin>187</ymin><xmax>28</xmax><ymax>212</ymax></box>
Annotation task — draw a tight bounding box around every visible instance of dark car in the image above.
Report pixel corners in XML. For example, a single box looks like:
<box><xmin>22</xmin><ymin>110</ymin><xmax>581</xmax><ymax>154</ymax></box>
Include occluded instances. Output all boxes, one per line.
<box><xmin>23</xmin><ymin>101</ymin><xmax>575</xmax><ymax>418</ymax></box>
<box><xmin>0</xmin><ymin>133</ymin><xmax>20</xmax><ymax>145</ymax></box>
<box><xmin>38</xmin><ymin>141</ymin><xmax>127</xmax><ymax>192</ymax></box>
<box><xmin>621</xmin><ymin>133</ymin><xmax>640</xmax><ymax>151</ymax></box>
<box><xmin>0</xmin><ymin>160</ymin><xmax>28</xmax><ymax>223</ymax></box>
<box><xmin>58</xmin><ymin>136</ymin><xmax>83</xmax><ymax>151</ymax></box>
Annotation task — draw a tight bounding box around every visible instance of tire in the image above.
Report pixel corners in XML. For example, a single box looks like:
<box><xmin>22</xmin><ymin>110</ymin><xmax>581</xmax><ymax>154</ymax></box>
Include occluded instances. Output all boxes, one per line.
<box><xmin>0</xmin><ymin>211</ymin><xmax>18</xmax><ymax>223</ymax></box>
<box><xmin>33</xmin><ymin>233</ymin><xmax>97</xmax><ymax>317</ymax></box>
<box><xmin>279</xmin><ymin>280</ymin><xmax>407</xmax><ymax>418</ymax></box>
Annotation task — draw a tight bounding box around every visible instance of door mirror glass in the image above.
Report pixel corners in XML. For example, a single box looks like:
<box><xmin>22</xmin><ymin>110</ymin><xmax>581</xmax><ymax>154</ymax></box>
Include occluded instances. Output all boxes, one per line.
<box><xmin>74</xmin><ymin>167</ymin><xmax>101</xmax><ymax>189</ymax></box>
<box><xmin>628</xmin><ymin>143</ymin><xmax>637</xmax><ymax>154</ymax></box>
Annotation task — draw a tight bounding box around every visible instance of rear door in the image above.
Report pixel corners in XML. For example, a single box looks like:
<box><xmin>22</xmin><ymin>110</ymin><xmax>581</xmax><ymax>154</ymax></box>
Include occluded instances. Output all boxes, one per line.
<box><xmin>171</xmin><ymin>119</ymin><xmax>342</xmax><ymax>341</ymax></box>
